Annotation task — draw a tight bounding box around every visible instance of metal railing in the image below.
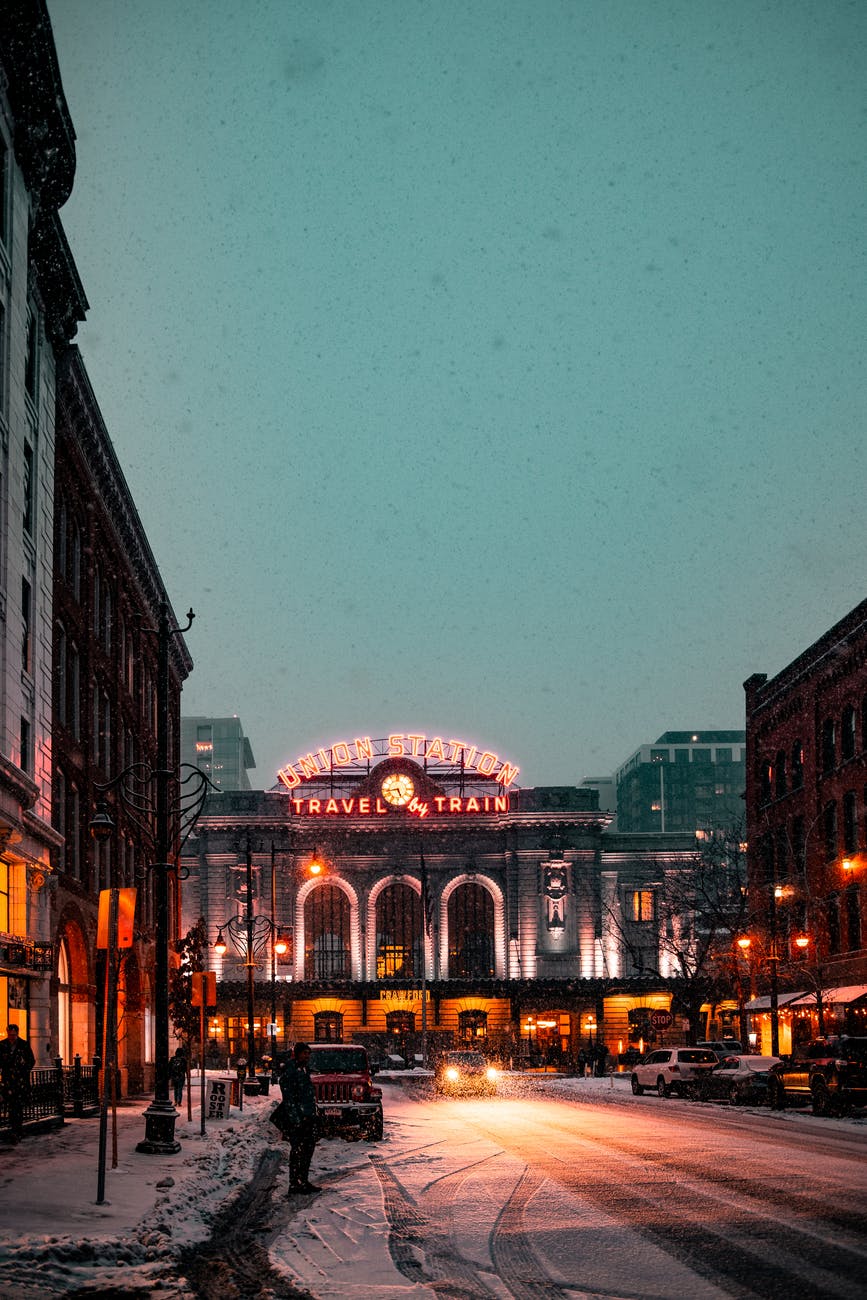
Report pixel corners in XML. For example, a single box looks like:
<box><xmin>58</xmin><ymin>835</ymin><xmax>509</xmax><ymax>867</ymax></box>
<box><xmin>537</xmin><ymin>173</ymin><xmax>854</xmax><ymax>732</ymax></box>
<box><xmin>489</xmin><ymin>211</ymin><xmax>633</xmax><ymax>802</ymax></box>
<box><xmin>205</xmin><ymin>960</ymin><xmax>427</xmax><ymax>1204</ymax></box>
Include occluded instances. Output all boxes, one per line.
<box><xmin>0</xmin><ymin>1056</ymin><xmax>101</xmax><ymax>1138</ymax></box>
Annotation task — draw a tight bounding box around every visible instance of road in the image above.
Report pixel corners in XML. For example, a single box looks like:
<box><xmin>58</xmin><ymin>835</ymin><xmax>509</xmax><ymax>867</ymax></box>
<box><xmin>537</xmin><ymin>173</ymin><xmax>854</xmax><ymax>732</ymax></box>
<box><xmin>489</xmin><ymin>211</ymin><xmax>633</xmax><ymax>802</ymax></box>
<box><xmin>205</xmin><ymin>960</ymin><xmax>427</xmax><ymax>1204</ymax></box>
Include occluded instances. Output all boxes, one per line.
<box><xmin>351</xmin><ymin>1078</ymin><xmax>867</xmax><ymax>1300</ymax></box>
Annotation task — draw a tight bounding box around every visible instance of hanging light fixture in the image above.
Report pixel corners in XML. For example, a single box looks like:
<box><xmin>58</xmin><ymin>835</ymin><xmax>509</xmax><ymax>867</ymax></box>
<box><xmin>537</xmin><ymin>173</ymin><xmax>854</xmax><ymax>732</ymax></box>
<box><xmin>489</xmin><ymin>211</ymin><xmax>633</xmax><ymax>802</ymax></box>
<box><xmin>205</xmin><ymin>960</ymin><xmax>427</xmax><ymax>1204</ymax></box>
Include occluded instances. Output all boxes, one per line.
<box><xmin>214</xmin><ymin>927</ymin><xmax>227</xmax><ymax>956</ymax></box>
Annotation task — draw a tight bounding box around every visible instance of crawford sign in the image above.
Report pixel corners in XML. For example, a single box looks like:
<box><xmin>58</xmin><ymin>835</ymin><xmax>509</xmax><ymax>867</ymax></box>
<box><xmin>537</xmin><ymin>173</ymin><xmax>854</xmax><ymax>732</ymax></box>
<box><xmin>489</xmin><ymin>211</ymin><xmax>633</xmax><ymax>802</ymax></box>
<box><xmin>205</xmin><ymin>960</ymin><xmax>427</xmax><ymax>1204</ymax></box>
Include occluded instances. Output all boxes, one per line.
<box><xmin>277</xmin><ymin>733</ymin><xmax>520</xmax><ymax>791</ymax></box>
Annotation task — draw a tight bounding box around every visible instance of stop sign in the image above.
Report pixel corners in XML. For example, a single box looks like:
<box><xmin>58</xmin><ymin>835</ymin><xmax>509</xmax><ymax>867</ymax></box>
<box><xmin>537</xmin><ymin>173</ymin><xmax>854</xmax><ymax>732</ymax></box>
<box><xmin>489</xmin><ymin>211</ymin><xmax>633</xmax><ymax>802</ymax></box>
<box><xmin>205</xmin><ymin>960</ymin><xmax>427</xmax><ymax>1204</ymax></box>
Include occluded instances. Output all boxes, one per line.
<box><xmin>650</xmin><ymin>1010</ymin><xmax>673</xmax><ymax>1029</ymax></box>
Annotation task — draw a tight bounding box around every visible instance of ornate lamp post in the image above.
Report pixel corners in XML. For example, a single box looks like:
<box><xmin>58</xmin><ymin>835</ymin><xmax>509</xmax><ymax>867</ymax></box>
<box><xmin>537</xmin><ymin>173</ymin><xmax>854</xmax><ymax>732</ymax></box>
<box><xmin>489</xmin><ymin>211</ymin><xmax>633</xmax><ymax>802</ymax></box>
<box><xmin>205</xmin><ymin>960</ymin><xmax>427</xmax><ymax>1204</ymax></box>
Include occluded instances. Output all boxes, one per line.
<box><xmin>213</xmin><ymin>837</ymin><xmax>281</xmax><ymax>1080</ymax></box>
<box><xmin>89</xmin><ymin>603</ymin><xmax>209</xmax><ymax>1154</ymax></box>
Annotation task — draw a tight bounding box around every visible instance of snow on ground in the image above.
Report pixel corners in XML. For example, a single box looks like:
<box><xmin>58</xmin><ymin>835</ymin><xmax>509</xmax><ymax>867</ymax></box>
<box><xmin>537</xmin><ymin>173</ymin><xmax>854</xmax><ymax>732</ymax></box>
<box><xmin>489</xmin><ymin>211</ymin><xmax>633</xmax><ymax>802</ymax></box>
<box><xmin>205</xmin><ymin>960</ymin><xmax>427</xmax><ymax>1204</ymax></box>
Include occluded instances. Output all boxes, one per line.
<box><xmin>0</xmin><ymin>1071</ymin><xmax>862</xmax><ymax>1298</ymax></box>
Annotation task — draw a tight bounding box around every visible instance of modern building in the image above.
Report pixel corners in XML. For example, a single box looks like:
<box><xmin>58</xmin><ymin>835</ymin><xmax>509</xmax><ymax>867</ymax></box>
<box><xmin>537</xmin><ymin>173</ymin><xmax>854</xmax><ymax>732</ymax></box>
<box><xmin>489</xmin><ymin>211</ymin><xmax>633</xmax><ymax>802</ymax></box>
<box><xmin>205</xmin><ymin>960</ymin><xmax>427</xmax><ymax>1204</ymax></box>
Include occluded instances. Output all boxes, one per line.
<box><xmin>0</xmin><ymin>1</ymin><xmax>87</xmax><ymax>1057</ymax></box>
<box><xmin>181</xmin><ymin>731</ymin><xmax>704</xmax><ymax>1070</ymax></box>
<box><xmin>51</xmin><ymin>348</ymin><xmax>192</xmax><ymax>1091</ymax></box>
<box><xmin>615</xmin><ymin>731</ymin><xmax>746</xmax><ymax>835</ymax></box>
<box><xmin>744</xmin><ymin>599</ymin><xmax>867</xmax><ymax>1052</ymax></box>
<box><xmin>181</xmin><ymin>716</ymin><xmax>255</xmax><ymax>792</ymax></box>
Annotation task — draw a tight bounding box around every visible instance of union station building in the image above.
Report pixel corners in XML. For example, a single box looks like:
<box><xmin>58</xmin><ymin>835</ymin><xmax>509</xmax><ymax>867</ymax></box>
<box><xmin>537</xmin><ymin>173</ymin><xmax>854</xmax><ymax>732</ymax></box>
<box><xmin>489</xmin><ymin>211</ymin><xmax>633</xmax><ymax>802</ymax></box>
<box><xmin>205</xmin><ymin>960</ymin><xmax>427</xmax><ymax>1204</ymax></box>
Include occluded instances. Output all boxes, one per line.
<box><xmin>181</xmin><ymin>733</ymin><xmax>703</xmax><ymax>1068</ymax></box>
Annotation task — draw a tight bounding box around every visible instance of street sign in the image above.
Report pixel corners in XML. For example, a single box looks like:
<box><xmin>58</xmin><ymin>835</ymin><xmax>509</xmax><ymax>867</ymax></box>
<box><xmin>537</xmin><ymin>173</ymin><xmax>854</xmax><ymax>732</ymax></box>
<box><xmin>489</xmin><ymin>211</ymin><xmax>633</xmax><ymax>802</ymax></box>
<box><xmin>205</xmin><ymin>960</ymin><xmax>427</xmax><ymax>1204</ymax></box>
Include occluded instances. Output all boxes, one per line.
<box><xmin>649</xmin><ymin>1010</ymin><xmax>673</xmax><ymax>1029</ymax></box>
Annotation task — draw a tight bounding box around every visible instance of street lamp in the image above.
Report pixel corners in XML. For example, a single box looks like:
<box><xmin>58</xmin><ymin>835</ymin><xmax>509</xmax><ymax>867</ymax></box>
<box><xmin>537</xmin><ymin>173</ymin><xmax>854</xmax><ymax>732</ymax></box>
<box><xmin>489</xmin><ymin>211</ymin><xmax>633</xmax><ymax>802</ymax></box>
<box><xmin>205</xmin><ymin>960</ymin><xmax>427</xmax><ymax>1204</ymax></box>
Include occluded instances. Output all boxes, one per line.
<box><xmin>213</xmin><ymin>837</ymin><xmax>282</xmax><ymax>1080</ymax></box>
<box><xmin>89</xmin><ymin>603</ymin><xmax>209</xmax><ymax>1155</ymax></box>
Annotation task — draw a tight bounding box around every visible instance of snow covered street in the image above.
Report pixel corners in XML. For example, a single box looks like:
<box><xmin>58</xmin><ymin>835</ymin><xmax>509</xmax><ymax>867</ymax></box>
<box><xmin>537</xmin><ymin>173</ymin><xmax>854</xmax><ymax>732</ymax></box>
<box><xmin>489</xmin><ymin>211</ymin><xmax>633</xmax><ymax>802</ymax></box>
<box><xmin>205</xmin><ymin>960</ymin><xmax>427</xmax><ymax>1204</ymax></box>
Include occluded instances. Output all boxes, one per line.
<box><xmin>0</xmin><ymin>1073</ymin><xmax>865</xmax><ymax>1297</ymax></box>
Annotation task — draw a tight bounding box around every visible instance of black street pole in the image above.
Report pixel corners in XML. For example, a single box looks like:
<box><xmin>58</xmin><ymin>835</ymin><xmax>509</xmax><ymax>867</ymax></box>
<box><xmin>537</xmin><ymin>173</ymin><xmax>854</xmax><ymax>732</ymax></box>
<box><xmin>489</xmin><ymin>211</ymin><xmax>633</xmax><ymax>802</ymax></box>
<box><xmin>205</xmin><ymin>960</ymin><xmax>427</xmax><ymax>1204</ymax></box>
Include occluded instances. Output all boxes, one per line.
<box><xmin>137</xmin><ymin>600</ymin><xmax>180</xmax><ymax>1153</ymax></box>
<box><xmin>769</xmin><ymin>886</ymin><xmax>780</xmax><ymax>1059</ymax></box>
<box><xmin>245</xmin><ymin>836</ymin><xmax>256</xmax><ymax>1078</ymax></box>
<box><xmin>270</xmin><ymin>842</ymin><xmax>277</xmax><ymax>1064</ymax></box>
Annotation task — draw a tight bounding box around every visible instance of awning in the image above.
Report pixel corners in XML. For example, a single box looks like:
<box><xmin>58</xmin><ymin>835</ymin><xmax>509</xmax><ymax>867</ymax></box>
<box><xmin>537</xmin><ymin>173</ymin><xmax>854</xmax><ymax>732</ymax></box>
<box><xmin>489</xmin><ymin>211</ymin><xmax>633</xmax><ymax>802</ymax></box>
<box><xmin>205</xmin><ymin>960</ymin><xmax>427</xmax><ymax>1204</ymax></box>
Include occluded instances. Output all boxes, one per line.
<box><xmin>744</xmin><ymin>992</ymin><xmax>805</xmax><ymax>1012</ymax></box>
<box><xmin>787</xmin><ymin>984</ymin><xmax>867</xmax><ymax>1008</ymax></box>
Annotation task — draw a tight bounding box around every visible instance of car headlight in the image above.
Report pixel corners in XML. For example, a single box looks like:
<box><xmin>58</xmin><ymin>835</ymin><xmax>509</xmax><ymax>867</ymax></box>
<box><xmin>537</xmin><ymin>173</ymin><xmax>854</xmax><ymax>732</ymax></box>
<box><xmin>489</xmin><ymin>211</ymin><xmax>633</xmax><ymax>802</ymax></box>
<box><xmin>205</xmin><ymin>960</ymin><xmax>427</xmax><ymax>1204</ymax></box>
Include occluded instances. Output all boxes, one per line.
<box><xmin>445</xmin><ymin>1067</ymin><xmax>459</xmax><ymax>1081</ymax></box>
<box><xmin>486</xmin><ymin>1067</ymin><xmax>498</xmax><ymax>1082</ymax></box>
<box><xmin>351</xmin><ymin>1084</ymin><xmax>366</xmax><ymax>1101</ymax></box>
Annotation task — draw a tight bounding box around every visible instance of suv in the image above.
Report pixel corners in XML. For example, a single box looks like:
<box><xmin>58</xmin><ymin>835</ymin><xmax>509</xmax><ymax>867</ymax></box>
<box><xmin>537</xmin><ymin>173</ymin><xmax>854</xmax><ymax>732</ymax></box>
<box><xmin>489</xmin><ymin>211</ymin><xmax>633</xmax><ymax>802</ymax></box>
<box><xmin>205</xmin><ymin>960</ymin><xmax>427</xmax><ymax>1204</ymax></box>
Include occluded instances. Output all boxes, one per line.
<box><xmin>631</xmin><ymin>1047</ymin><xmax>719</xmax><ymax>1097</ymax></box>
<box><xmin>307</xmin><ymin>1044</ymin><xmax>384</xmax><ymax>1139</ymax></box>
<box><xmin>768</xmin><ymin>1036</ymin><xmax>867</xmax><ymax>1115</ymax></box>
<box><xmin>697</xmin><ymin>1039</ymin><xmax>743</xmax><ymax>1059</ymax></box>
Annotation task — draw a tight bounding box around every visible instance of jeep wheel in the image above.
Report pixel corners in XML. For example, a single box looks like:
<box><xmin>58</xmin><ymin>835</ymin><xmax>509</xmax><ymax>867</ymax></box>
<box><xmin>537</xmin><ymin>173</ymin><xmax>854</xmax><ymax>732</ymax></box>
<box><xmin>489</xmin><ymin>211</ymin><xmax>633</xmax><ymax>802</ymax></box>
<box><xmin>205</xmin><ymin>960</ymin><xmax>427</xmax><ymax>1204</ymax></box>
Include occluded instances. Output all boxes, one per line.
<box><xmin>631</xmin><ymin>1075</ymin><xmax>643</xmax><ymax>1096</ymax></box>
<box><xmin>365</xmin><ymin>1111</ymin><xmax>384</xmax><ymax>1141</ymax></box>
<box><xmin>656</xmin><ymin>1076</ymin><xmax>670</xmax><ymax>1098</ymax></box>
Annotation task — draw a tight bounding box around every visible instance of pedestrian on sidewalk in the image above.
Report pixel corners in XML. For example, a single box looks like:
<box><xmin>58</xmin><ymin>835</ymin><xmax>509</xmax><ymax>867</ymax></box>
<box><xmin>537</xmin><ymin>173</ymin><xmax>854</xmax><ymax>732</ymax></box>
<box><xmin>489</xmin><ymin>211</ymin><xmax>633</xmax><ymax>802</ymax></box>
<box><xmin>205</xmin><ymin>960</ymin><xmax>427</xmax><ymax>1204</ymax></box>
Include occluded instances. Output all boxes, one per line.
<box><xmin>279</xmin><ymin>1042</ymin><xmax>320</xmax><ymax>1194</ymax></box>
<box><xmin>169</xmin><ymin>1047</ymin><xmax>187</xmax><ymax>1106</ymax></box>
<box><xmin>0</xmin><ymin>1024</ymin><xmax>35</xmax><ymax>1143</ymax></box>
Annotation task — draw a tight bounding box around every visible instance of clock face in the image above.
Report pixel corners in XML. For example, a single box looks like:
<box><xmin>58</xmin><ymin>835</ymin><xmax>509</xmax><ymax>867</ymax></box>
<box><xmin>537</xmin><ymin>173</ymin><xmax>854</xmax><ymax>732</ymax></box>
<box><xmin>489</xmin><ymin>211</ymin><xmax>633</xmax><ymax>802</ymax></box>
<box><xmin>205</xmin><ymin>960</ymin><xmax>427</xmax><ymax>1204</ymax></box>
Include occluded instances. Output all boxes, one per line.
<box><xmin>381</xmin><ymin>773</ymin><xmax>415</xmax><ymax>806</ymax></box>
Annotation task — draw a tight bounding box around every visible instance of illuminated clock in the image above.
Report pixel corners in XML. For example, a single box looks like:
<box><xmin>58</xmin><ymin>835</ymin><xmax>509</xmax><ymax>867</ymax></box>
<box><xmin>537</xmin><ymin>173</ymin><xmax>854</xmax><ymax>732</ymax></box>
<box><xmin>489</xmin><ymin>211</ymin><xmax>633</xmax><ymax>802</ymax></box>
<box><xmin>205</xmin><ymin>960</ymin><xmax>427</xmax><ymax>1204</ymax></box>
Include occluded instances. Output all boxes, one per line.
<box><xmin>381</xmin><ymin>773</ymin><xmax>415</xmax><ymax>806</ymax></box>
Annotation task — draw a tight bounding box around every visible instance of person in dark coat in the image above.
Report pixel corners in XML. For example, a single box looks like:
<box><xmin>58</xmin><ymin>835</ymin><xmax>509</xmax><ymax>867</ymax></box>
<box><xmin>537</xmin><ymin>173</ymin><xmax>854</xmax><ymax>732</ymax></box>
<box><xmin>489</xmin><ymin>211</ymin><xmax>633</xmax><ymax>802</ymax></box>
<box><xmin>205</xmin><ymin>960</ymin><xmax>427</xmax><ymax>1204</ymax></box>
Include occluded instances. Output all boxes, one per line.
<box><xmin>169</xmin><ymin>1048</ymin><xmax>187</xmax><ymax>1105</ymax></box>
<box><xmin>0</xmin><ymin>1024</ymin><xmax>35</xmax><ymax>1143</ymax></box>
<box><xmin>279</xmin><ymin>1042</ymin><xmax>320</xmax><ymax>1194</ymax></box>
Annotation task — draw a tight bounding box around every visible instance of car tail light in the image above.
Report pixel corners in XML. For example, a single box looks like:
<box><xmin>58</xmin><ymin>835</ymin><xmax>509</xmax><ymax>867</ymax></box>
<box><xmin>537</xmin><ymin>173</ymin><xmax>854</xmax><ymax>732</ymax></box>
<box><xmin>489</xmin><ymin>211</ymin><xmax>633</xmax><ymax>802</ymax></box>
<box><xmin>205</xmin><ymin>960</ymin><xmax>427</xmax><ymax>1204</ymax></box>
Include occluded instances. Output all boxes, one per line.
<box><xmin>835</xmin><ymin>1059</ymin><xmax>848</xmax><ymax>1070</ymax></box>
<box><xmin>670</xmin><ymin>1064</ymin><xmax>679</xmax><ymax>1072</ymax></box>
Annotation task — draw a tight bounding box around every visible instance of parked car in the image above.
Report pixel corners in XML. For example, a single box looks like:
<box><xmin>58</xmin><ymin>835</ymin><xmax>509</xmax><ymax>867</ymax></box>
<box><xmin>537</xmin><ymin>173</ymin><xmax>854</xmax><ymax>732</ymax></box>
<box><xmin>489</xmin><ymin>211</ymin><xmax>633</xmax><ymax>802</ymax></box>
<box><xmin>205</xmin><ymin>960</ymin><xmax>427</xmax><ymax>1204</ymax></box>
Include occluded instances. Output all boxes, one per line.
<box><xmin>688</xmin><ymin>1055</ymin><xmax>780</xmax><ymax>1104</ymax></box>
<box><xmin>697</xmin><ymin>1039</ymin><xmax>744</xmax><ymax>1060</ymax></box>
<box><xmin>307</xmin><ymin>1043</ymin><xmax>384</xmax><ymax>1139</ymax></box>
<box><xmin>768</xmin><ymin>1036</ymin><xmax>867</xmax><ymax>1115</ymax></box>
<box><xmin>434</xmin><ymin>1050</ymin><xmax>498</xmax><ymax>1096</ymax></box>
<box><xmin>631</xmin><ymin>1047</ymin><xmax>719</xmax><ymax>1097</ymax></box>
<box><xmin>696</xmin><ymin>1040</ymin><xmax>734</xmax><ymax>1061</ymax></box>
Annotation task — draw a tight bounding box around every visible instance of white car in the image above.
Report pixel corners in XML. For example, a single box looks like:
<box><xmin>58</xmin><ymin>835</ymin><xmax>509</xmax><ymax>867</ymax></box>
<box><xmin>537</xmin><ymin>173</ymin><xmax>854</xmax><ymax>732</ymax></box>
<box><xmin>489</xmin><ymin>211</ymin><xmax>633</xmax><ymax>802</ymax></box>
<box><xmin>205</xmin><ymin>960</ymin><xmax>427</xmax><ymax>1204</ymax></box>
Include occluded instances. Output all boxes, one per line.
<box><xmin>631</xmin><ymin>1047</ymin><xmax>719</xmax><ymax>1097</ymax></box>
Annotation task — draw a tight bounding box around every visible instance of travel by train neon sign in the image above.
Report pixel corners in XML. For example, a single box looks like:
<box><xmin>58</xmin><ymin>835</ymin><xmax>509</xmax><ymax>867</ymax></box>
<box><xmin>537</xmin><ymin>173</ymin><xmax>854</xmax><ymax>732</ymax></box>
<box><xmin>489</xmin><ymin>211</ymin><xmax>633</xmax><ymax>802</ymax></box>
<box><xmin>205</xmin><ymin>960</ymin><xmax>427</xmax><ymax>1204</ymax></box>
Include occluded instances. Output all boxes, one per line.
<box><xmin>276</xmin><ymin>732</ymin><xmax>520</xmax><ymax>791</ymax></box>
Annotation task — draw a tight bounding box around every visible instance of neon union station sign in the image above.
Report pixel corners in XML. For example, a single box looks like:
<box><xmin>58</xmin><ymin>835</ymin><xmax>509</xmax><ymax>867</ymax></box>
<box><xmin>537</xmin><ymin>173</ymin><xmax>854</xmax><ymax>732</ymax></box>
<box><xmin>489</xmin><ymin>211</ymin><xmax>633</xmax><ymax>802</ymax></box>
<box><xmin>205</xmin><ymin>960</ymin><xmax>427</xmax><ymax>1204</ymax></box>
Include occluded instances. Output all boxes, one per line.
<box><xmin>276</xmin><ymin>732</ymin><xmax>519</xmax><ymax>819</ymax></box>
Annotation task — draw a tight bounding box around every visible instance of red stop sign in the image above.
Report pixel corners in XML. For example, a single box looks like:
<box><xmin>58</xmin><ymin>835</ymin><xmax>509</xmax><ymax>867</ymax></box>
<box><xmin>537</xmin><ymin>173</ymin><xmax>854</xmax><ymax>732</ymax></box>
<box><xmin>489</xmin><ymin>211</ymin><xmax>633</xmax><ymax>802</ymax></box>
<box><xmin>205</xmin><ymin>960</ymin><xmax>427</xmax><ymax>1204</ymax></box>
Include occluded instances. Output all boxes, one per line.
<box><xmin>650</xmin><ymin>1010</ymin><xmax>672</xmax><ymax>1029</ymax></box>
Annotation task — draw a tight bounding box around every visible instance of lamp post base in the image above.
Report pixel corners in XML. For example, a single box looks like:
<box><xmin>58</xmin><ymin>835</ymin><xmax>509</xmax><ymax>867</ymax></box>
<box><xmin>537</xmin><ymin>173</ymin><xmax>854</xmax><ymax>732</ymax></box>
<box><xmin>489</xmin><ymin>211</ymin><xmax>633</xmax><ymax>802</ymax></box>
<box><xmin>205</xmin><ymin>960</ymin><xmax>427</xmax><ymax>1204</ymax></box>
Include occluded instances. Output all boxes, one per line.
<box><xmin>136</xmin><ymin>1099</ymin><xmax>181</xmax><ymax>1154</ymax></box>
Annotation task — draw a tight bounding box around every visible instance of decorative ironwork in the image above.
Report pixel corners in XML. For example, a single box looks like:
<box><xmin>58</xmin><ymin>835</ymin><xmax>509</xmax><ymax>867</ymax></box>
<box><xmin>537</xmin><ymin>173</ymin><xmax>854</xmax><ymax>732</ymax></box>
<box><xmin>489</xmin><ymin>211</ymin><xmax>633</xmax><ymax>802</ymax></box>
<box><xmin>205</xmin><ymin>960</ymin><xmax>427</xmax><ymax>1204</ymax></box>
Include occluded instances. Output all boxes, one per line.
<box><xmin>220</xmin><ymin>914</ymin><xmax>279</xmax><ymax>966</ymax></box>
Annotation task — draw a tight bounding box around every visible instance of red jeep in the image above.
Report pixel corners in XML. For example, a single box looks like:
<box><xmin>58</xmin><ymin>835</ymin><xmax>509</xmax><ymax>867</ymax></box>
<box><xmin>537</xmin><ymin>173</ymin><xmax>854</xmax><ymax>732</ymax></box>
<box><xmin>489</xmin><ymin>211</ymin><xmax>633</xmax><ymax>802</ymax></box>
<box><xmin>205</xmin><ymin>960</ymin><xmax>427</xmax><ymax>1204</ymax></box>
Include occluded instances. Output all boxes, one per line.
<box><xmin>308</xmin><ymin>1043</ymin><xmax>384</xmax><ymax>1140</ymax></box>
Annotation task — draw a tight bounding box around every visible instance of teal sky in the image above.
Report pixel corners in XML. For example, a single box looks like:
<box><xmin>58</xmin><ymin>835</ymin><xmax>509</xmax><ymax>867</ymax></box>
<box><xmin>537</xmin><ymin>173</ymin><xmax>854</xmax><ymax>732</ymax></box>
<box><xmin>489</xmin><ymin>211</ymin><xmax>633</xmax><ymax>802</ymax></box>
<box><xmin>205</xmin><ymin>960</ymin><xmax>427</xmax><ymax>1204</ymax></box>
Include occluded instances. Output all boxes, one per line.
<box><xmin>47</xmin><ymin>1</ymin><xmax>867</xmax><ymax>789</ymax></box>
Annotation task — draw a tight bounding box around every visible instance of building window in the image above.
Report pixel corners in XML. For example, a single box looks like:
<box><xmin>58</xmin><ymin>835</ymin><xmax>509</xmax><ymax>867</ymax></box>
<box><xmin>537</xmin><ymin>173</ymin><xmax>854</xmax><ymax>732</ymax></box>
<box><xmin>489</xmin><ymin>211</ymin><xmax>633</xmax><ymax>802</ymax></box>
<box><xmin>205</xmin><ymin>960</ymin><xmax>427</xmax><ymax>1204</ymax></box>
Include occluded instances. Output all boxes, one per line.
<box><xmin>774</xmin><ymin>750</ymin><xmax>787</xmax><ymax>799</ymax></box>
<box><xmin>376</xmin><ymin>883</ymin><xmax>421</xmax><ymax>980</ymax></box>
<box><xmin>792</xmin><ymin>815</ymin><xmax>806</xmax><ymax>876</ymax></box>
<box><xmin>761</xmin><ymin>762</ymin><xmax>773</xmax><ymax>804</ymax></box>
<box><xmin>313</xmin><ymin>1011</ymin><xmax>343</xmax><ymax>1042</ymax></box>
<box><xmin>821</xmin><ymin>719</ymin><xmax>836</xmax><ymax>775</ymax></box>
<box><xmin>842</xmin><ymin>706</ymin><xmax>857</xmax><ymax>762</ymax></box>
<box><xmin>69</xmin><ymin>645</ymin><xmax>80</xmax><ymax>739</ymax></box>
<box><xmin>845</xmin><ymin>886</ymin><xmax>861</xmax><ymax>952</ymax></box>
<box><xmin>775</xmin><ymin>825</ymin><xmax>789</xmax><ymax>878</ymax></box>
<box><xmin>631</xmin><ymin>890</ymin><xmax>655</xmax><ymax>922</ymax></box>
<box><xmin>823</xmin><ymin>801</ymin><xmax>838</xmax><ymax>863</ymax></box>
<box><xmin>0</xmin><ymin>133</ymin><xmax>9</xmax><ymax>246</ymax></box>
<box><xmin>25</xmin><ymin>311</ymin><xmax>39</xmax><ymax>402</ymax></box>
<box><xmin>826</xmin><ymin>896</ymin><xmax>841</xmax><ymax>955</ymax></box>
<box><xmin>458</xmin><ymin>1010</ymin><xmax>488</xmax><ymax>1043</ymax></box>
<box><xmin>68</xmin><ymin>785</ymin><xmax>80</xmax><ymax>881</ymax></box>
<box><xmin>21</xmin><ymin>577</ymin><xmax>31</xmax><ymax>674</ymax></box>
<box><xmin>304</xmin><ymin>884</ymin><xmax>350</xmax><ymax>980</ymax></box>
<box><xmin>843</xmin><ymin>790</ymin><xmax>858</xmax><ymax>856</ymax></box>
<box><xmin>20</xmin><ymin>716</ymin><xmax>31</xmax><ymax>774</ymax></box>
<box><xmin>71</xmin><ymin>521</ymin><xmax>81</xmax><ymax>601</ymax></box>
<box><xmin>92</xmin><ymin>566</ymin><xmax>101</xmax><ymax>640</ymax></box>
<box><xmin>23</xmin><ymin>441</ymin><xmax>34</xmax><ymax>536</ymax></box>
<box><xmin>791</xmin><ymin>741</ymin><xmax>804</xmax><ymax>789</ymax></box>
<box><xmin>447</xmin><ymin>882</ymin><xmax>494</xmax><ymax>978</ymax></box>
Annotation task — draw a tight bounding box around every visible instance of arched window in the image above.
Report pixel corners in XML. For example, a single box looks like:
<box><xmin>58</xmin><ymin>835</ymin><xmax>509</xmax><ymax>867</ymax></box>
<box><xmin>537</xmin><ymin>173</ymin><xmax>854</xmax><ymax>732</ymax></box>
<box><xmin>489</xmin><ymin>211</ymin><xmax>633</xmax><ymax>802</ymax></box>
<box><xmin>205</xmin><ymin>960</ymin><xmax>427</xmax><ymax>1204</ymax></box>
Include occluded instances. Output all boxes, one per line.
<box><xmin>790</xmin><ymin>740</ymin><xmax>804</xmax><ymax>789</ymax></box>
<box><xmin>304</xmin><ymin>885</ymin><xmax>350</xmax><ymax>980</ymax></box>
<box><xmin>448</xmin><ymin>882</ymin><xmax>494</xmax><ymax>978</ymax></box>
<box><xmin>458</xmin><ymin>1009</ymin><xmax>488</xmax><ymax>1043</ymax></box>
<box><xmin>313</xmin><ymin>1011</ymin><xmax>343</xmax><ymax>1042</ymax></box>
<box><xmin>774</xmin><ymin>751</ymin><xmax>787</xmax><ymax>799</ymax></box>
<box><xmin>842</xmin><ymin>705</ymin><xmax>857</xmax><ymax>762</ymax></box>
<box><xmin>376</xmin><ymin>883</ymin><xmax>421</xmax><ymax>979</ymax></box>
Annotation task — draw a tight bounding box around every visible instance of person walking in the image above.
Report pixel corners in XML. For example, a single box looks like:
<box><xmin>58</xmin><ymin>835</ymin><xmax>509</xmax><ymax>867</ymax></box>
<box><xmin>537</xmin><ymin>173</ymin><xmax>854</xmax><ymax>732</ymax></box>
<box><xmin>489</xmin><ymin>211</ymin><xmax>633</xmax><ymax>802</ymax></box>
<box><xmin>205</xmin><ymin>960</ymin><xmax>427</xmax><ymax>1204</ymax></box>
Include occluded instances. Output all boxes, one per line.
<box><xmin>169</xmin><ymin>1047</ymin><xmax>187</xmax><ymax>1106</ymax></box>
<box><xmin>0</xmin><ymin>1024</ymin><xmax>35</xmax><ymax>1143</ymax></box>
<box><xmin>279</xmin><ymin>1042</ymin><xmax>320</xmax><ymax>1194</ymax></box>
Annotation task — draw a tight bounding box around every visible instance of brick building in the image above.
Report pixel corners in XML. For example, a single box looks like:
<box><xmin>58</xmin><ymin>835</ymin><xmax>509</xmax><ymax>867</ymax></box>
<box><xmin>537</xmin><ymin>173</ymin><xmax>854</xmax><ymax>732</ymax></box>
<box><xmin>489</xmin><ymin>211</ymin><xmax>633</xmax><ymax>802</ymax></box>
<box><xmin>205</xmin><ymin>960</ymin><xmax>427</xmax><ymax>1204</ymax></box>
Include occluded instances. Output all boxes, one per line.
<box><xmin>744</xmin><ymin>598</ymin><xmax>867</xmax><ymax>1051</ymax></box>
